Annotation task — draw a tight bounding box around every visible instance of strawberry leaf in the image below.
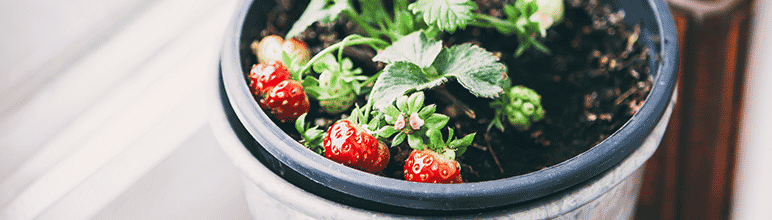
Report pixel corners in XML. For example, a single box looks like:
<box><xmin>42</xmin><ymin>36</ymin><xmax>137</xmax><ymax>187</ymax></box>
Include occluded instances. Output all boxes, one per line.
<box><xmin>445</xmin><ymin>128</ymin><xmax>455</xmax><ymax>146</ymax></box>
<box><xmin>407</xmin><ymin>92</ymin><xmax>425</xmax><ymax>114</ymax></box>
<box><xmin>392</xmin><ymin>132</ymin><xmax>407</xmax><ymax>147</ymax></box>
<box><xmin>370</xmin><ymin>61</ymin><xmax>448</xmax><ymax>109</ymax></box>
<box><xmin>408</xmin><ymin>0</ymin><xmax>477</xmax><ymax>33</ymax></box>
<box><xmin>450</xmin><ymin>133</ymin><xmax>475</xmax><ymax>156</ymax></box>
<box><xmin>428</xmin><ymin>128</ymin><xmax>443</xmax><ymax>149</ymax></box>
<box><xmin>377</xmin><ymin>126</ymin><xmax>399</xmax><ymax>138</ymax></box>
<box><xmin>408</xmin><ymin>134</ymin><xmax>424</xmax><ymax>150</ymax></box>
<box><xmin>425</xmin><ymin>113</ymin><xmax>449</xmax><ymax>130</ymax></box>
<box><xmin>382</xmin><ymin>104</ymin><xmax>401</xmax><ymax>118</ymax></box>
<box><xmin>358</xmin><ymin>0</ymin><xmax>390</xmax><ymax>24</ymax></box>
<box><xmin>418</xmin><ymin>104</ymin><xmax>436</xmax><ymax>119</ymax></box>
<box><xmin>295</xmin><ymin>113</ymin><xmax>308</xmax><ymax>135</ymax></box>
<box><xmin>435</xmin><ymin>44</ymin><xmax>506</xmax><ymax>98</ymax></box>
<box><xmin>372</xmin><ymin>31</ymin><xmax>442</xmax><ymax>68</ymax></box>
<box><xmin>396</xmin><ymin>94</ymin><xmax>410</xmax><ymax>112</ymax></box>
<box><xmin>287</xmin><ymin>0</ymin><xmax>351</xmax><ymax>39</ymax></box>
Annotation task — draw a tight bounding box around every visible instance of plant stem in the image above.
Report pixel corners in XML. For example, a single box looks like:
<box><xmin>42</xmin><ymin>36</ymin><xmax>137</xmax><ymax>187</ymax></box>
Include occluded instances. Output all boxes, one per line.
<box><xmin>298</xmin><ymin>36</ymin><xmax>389</xmax><ymax>76</ymax></box>
<box><xmin>471</xmin><ymin>14</ymin><xmax>515</xmax><ymax>31</ymax></box>
<box><xmin>435</xmin><ymin>87</ymin><xmax>476</xmax><ymax>119</ymax></box>
<box><xmin>343</xmin><ymin>9</ymin><xmax>381</xmax><ymax>38</ymax></box>
<box><xmin>484</xmin><ymin>133</ymin><xmax>505</xmax><ymax>174</ymax></box>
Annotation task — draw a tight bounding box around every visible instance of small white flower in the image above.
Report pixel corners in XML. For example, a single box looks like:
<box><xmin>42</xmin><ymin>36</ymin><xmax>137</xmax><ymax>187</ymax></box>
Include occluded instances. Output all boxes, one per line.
<box><xmin>409</xmin><ymin>113</ymin><xmax>424</xmax><ymax>130</ymax></box>
<box><xmin>394</xmin><ymin>113</ymin><xmax>406</xmax><ymax>130</ymax></box>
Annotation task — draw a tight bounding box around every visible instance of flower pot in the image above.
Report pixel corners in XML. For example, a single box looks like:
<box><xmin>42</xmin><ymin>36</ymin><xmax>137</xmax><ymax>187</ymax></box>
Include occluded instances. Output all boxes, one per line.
<box><xmin>215</xmin><ymin>0</ymin><xmax>678</xmax><ymax>218</ymax></box>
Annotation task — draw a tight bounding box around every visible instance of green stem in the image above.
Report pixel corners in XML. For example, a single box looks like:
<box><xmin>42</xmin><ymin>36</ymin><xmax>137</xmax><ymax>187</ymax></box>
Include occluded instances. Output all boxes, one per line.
<box><xmin>298</xmin><ymin>36</ymin><xmax>389</xmax><ymax>77</ymax></box>
<box><xmin>363</xmin><ymin>70</ymin><xmax>384</xmax><ymax>111</ymax></box>
<box><xmin>395</xmin><ymin>0</ymin><xmax>408</xmax><ymax>10</ymax></box>
<box><xmin>343</xmin><ymin>9</ymin><xmax>381</xmax><ymax>38</ymax></box>
<box><xmin>471</xmin><ymin>14</ymin><xmax>515</xmax><ymax>29</ymax></box>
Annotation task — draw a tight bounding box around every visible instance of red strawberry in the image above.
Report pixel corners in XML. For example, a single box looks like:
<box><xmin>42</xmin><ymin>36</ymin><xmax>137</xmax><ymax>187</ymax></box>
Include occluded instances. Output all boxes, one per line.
<box><xmin>262</xmin><ymin>80</ymin><xmax>310</xmax><ymax>123</ymax></box>
<box><xmin>323</xmin><ymin>120</ymin><xmax>390</xmax><ymax>174</ymax></box>
<box><xmin>249</xmin><ymin>60</ymin><xmax>291</xmax><ymax>96</ymax></box>
<box><xmin>404</xmin><ymin>150</ymin><xmax>463</xmax><ymax>183</ymax></box>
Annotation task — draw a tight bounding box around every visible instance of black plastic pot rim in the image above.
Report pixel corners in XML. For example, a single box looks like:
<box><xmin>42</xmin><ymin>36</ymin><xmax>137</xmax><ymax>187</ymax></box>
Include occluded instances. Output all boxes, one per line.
<box><xmin>219</xmin><ymin>0</ymin><xmax>679</xmax><ymax>214</ymax></box>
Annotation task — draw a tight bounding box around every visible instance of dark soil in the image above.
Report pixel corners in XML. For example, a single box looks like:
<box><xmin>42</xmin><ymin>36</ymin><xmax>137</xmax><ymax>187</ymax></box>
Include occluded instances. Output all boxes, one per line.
<box><xmin>250</xmin><ymin>0</ymin><xmax>652</xmax><ymax>182</ymax></box>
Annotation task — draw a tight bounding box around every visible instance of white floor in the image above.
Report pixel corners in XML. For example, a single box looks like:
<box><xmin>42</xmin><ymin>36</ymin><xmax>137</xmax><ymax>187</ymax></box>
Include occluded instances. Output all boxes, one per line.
<box><xmin>0</xmin><ymin>0</ymin><xmax>251</xmax><ymax>219</ymax></box>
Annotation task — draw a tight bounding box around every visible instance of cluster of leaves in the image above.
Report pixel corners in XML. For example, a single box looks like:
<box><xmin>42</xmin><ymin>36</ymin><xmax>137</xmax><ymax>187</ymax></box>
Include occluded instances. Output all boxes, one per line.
<box><xmin>375</xmin><ymin>92</ymin><xmax>475</xmax><ymax>157</ymax></box>
<box><xmin>370</xmin><ymin>31</ymin><xmax>505</xmax><ymax>109</ymax></box>
<box><xmin>282</xmin><ymin>0</ymin><xmax>562</xmax><ymax>163</ymax></box>
<box><xmin>302</xmin><ymin>53</ymin><xmax>369</xmax><ymax>114</ymax></box>
<box><xmin>287</xmin><ymin>0</ymin><xmax>560</xmax><ymax>54</ymax></box>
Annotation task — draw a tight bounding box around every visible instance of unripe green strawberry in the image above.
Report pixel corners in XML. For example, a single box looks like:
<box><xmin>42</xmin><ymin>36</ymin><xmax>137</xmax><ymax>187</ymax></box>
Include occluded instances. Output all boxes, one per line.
<box><xmin>323</xmin><ymin>119</ymin><xmax>390</xmax><ymax>174</ymax></box>
<box><xmin>502</xmin><ymin>85</ymin><xmax>545</xmax><ymax>130</ymax></box>
<box><xmin>305</xmin><ymin>54</ymin><xmax>365</xmax><ymax>115</ymax></box>
<box><xmin>404</xmin><ymin>150</ymin><xmax>463</xmax><ymax>183</ymax></box>
<box><xmin>319</xmin><ymin>92</ymin><xmax>355</xmax><ymax>115</ymax></box>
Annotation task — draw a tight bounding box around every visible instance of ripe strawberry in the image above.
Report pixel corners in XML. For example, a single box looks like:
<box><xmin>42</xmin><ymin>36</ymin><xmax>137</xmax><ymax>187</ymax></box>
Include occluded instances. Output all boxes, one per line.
<box><xmin>404</xmin><ymin>150</ymin><xmax>463</xmax><ymax>184</ymax></box>
<box><xmin>323</xmin><ymin>119</ymin><xmax>390</xmax><ymax>174</ymax></box>
<box><xmin>262</xmin><ymin>80</ymin><xmax>310</xmax><ymax>123</ymax></box>
<box><xmin>249</xmin><ymin>60</ymin><xmax>291</xmax><ymax>96</ymax></box>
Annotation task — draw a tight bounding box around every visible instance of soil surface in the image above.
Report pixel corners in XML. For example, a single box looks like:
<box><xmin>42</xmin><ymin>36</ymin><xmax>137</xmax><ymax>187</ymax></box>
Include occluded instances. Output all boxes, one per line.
<box><xmin>251</xmin><ymin>0</ymin><xmax>652</xmax><ymax>182</ymax></box>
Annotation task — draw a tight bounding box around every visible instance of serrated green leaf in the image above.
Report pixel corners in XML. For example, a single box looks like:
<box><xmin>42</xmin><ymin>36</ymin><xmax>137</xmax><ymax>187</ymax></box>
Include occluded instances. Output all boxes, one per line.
<box><xmin>368</xmin><ymin>112</ymin><xmax>383</xmax><ymax>131</ymax></box>
<box><xmin>372</xmin><ymin>31</ymin><xmax>442</xmax><ymax>68</ymax></box>
<box><xmin>395</xmin><ymin>8</ymin><xmax>415</xmax><ymax>35</ymax></box>
<box><xmin>407</xmin><ymin>134</ymin><xmax>424</xmax><ymax>150</ymax></box>
<box><xmin>382</xmin><ymin>104</ymin><xmax>401</xmax><ymax>118</ymax></box>
<box><xmin>358</xmin><ymin>0</ymin><xmax>390</xmax><ymax>24</ymax></box>
<box><xmin>407</xmin><ymin>92</ymin><xmax>425</xmax><ymax>114</ymax></box>
<box><xmin>428</xmin><ymin>128</ymin><xmax>443</xmax><ymax>149</ymax></box>
<box><xmin>392</xmin><ymin>132</ymin><xmax>407</xmax><ymax>146</ymax></box>
<box><xmin>396</xmin><ymin>94</ymin><xmax>409</xmax><ymax>112</ymax></box>
<box><xmin>377</xmin><ymin>126</ymin><xmax>399</xmax><ymax>138</ymax></box>
<box><xmin>425</xmin><ymin>114</ymin><xmax>449</xmax><ymax>129</ymax></box>
<box><xmin>450</xmin><ymin>133</ymin><xmax>475</xmax><ymax>156</ymax></box>
<box><xmin>408</xmin><ymin>0</ymin><xmax>477</xmax><ymax>33</ymax></box>
<box><xmin>370</xmin><ymin>62</ymin><xmax>449</xmax><ymax>109</ymax></box>
<box><xmin>287</xmin><ymin>0</ymin><xmax>351</xmax><ymax>39</ymax></box>
<box><xmin>446</xmin><ymin>128</ymin><xmax>455</xmax><ymax>146</ymax></box>
<box><xmin>434</xmin><ymin>44</ymin><xmax>505</xmax><ymax>98</ymax></box>
<box><xmin>450</xmin><ymin>133</ymin><xmax>475</xmax><ymax>148</ymax></box>
<box><xmin>302</xmin><ymin>76</ymin><xmax>324</xmax><ymax>99</ymax></box>
<box><xmin>295</xmin><ymin>113</ymin><xmax>308</xmax><ymax>134</ymax></box>
<box><xmin>418</xmin><ymin>104</ymin><xmax>436</xmax><ymax>119</ymax></box>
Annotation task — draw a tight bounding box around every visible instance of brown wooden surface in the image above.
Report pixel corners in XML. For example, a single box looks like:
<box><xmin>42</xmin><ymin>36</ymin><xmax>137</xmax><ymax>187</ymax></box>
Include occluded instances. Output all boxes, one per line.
<box><xmin>634</xmin><ymin>0</ymin><xmax>753</xmax><ymax>219</ymax></box>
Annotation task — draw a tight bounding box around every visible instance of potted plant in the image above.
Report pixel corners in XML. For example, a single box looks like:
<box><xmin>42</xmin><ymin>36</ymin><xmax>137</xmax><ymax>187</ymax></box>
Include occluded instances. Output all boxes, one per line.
<box><xmin>215</xmin><ymin>0</ymin><xmax>677</xmax><ymax>218</ymax></box>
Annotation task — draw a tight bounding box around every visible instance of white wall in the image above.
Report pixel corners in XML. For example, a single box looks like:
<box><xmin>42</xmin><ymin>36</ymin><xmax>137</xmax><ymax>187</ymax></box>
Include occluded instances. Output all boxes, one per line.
<box><xmin>731</xmin><ymin>0</ymin><xmax>772</xmax><ymax>218</ymax></box>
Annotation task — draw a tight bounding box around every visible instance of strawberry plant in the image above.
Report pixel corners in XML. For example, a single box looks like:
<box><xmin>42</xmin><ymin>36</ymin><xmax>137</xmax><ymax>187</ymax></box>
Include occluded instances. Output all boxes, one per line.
<box><xmin>322</xmin><ymin>104</ymin><xmax>391</xmax><ymax>174</ymax></box>
<box><xmin>244</xmin><ymin>0</ymin><xmax>654</xmax><ymax>184</ymax></box>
